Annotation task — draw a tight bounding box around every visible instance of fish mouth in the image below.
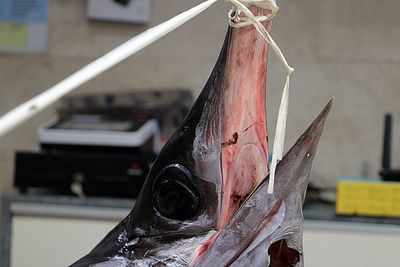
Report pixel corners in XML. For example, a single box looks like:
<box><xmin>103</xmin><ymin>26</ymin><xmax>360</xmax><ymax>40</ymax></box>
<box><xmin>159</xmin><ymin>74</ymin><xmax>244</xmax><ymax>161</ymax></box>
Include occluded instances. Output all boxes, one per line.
<box><xmin>190</xmin><ymin>100</ymin><xmax>333</xmax><ymax>267</ymax></box>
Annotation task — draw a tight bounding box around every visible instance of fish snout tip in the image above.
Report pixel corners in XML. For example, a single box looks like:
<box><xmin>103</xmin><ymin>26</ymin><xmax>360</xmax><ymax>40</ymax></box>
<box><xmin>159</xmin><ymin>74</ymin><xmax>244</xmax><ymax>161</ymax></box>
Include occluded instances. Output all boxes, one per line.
<box><xmin>320</xmin><ymin>98</ymin><xmax>334</xmax><ymax>118</ymax></box>
<box><xmin>308</xmin><ymin>98</ymin><xmax>334</xmax><ymax>136</ymax></box>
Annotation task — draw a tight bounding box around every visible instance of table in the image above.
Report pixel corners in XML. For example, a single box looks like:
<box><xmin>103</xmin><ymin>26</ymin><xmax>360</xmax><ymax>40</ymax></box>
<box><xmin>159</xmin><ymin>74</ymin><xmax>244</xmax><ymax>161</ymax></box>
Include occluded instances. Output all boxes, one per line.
<box><xmin>1</xmin><ymin>194</ymin><xmax>400</xmax><ymax>267</ymax></box>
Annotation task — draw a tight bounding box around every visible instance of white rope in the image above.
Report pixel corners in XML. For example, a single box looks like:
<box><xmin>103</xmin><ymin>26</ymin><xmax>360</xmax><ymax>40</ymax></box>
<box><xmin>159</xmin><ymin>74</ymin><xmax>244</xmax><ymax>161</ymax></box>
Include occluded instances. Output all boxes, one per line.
<box><xmin>269</xmin><ymin>76</ymin><xmax>290</xmax><ymax>194</ymax></box>
<box><xmin>0</xmin><ymin>0</ymin><xmax>219</xmax><ymax>137</ymax></box>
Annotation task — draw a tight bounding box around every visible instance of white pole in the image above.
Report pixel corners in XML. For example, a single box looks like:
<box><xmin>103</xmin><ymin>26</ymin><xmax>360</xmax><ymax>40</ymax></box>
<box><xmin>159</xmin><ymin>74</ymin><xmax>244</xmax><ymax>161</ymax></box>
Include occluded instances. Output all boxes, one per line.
<box><xmin>0</xmin><ymin>0</ymin><xmax>219</xmax><ymax>138</ymax></box>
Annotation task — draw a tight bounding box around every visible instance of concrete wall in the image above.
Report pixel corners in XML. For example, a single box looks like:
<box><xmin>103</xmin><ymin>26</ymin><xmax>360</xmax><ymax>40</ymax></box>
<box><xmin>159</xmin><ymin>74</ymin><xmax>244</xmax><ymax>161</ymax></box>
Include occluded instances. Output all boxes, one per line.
<box><xmin>1</xmin><ymin>0</ymin><xmax>400</xmax><ymax>201</ymax></box>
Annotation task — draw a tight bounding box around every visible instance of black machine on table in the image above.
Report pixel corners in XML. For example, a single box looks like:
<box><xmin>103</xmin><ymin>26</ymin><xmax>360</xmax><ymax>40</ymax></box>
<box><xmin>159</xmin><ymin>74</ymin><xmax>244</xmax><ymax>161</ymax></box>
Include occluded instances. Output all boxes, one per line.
<box><xmin>14</xmin><ymin>90</ymin><xmax>193</xmax><ymax>197</ymax></box>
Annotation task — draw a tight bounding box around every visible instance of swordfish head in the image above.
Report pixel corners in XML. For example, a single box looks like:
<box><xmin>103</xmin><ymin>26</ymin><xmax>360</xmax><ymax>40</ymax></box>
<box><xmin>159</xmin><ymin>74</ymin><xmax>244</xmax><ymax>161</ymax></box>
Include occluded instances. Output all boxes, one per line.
<box><xmin>70</xmin><ymin>6</ymin><xmax>332</xmax><ymax>267</ymax></box>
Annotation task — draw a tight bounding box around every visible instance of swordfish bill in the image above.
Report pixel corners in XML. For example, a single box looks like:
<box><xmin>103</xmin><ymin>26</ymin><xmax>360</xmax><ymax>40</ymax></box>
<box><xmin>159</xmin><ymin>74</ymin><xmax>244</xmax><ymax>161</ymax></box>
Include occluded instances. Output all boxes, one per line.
<box><xmin>70</xmin><ymin>5</ymin><xmax>333</xmax><ymax>267</ymax></box>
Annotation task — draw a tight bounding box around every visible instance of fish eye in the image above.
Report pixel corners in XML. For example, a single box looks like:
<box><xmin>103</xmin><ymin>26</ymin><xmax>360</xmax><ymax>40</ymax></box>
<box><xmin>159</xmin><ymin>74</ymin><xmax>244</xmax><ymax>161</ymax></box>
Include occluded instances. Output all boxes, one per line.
<box><xmin>152</xmin><ymin>164</ymin><xmax>201</xmax><ymax>221</ymax></box>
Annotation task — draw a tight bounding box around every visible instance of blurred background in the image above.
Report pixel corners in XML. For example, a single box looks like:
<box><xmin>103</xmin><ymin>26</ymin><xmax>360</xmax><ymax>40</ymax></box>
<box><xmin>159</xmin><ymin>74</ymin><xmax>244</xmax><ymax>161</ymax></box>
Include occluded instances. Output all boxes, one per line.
<box><xmin>0</xmin><ymin>0</ymin><xmax>400</xmax><ymax>266</ymax></box>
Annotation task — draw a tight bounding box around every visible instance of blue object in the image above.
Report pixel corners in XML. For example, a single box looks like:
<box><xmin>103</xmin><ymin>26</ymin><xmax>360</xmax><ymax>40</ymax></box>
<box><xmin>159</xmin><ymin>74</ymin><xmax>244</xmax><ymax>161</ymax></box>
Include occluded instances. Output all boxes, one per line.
<box><xmin>0</xmin><ymin>0</ymin><xmax>47</xmax><ymax>23</ymax></box>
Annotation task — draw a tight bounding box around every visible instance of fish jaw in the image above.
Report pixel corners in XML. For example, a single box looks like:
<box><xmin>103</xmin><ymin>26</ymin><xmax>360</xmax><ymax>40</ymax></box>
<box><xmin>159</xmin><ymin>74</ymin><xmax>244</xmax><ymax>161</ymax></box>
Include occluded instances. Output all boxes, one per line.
<box><xmin>220</xmin><ymin>7</ymin><xmax>271</xmax><ymax>227</ymax></box>
<box><xmin>190</xmin><ymin>100</ymin><xmax>333</xmax><ymax>267</ymax></box>
<box><xmin>91</xmin><ymin>231</ymin><xmax>216</xmax><ymax>267</ymax></box>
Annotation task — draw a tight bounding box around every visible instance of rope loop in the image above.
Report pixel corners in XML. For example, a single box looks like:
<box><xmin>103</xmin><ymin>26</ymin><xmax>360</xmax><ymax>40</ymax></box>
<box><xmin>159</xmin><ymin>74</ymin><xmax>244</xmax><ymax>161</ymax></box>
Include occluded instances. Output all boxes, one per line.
<box><xmin>227</xmin><ymin>0</ymin><xmax>278</xmax><ymax>28</ymax></box>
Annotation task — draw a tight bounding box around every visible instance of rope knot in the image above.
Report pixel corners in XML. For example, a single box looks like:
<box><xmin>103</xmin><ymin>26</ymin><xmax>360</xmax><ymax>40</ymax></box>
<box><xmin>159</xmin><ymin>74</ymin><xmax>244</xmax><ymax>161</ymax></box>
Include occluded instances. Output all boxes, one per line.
<box><xmin>227</xmin><ymin>0</ymin><xmax>278</xmax><ymax>28</ymax></box>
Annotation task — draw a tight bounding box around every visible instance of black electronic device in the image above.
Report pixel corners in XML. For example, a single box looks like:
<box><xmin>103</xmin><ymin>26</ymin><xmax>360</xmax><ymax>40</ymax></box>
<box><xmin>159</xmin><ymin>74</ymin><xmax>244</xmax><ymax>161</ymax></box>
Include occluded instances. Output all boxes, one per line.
<box><xmin>13</xmin><ymin>90</ymin><xmax>193</xmax><ymax>197</ymax></box>
<box><xmin>379</xmin><ymin>113</ymin><xmax>400</xmax><ymax>182</ymax></box>
<box><xmin>14</xmin><ymin>150</ymin><xmax>152</xmax><ymax>197</ymax></box>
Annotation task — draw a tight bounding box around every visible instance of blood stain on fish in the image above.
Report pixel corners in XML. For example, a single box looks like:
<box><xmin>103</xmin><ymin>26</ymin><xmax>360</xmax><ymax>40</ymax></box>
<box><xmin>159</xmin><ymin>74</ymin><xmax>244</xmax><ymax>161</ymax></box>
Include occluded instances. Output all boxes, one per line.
<box><xmin>231</xmin><ymin>192</ymin><xmax>249</xmax><ymax>206</ymax></box>
<box><xmin>221</xmin><ymin>132</ymin><xmax>239</xmax><ymax>147</ymax></box>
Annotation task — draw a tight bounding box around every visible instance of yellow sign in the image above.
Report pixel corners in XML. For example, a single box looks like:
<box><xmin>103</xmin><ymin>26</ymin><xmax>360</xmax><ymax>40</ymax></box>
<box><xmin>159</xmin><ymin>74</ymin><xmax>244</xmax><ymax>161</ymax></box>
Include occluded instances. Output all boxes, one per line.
<box><xmin>336</xmin><ymin>180</ymin><xmax>400</xmax><ymax>217</ymax></box>
<box><xmin>0</xmin><ymin>23</ymin><xmax>28</xmax><ymax>48</ymax></box>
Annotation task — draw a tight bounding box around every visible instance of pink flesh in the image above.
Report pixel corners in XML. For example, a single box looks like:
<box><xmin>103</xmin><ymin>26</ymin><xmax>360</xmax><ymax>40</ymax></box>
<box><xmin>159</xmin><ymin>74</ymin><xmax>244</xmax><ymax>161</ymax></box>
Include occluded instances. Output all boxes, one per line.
<box><xmin>220</xmin><ymin>7</ymin><xmax>271</xmax><ymax>227</ymax></box>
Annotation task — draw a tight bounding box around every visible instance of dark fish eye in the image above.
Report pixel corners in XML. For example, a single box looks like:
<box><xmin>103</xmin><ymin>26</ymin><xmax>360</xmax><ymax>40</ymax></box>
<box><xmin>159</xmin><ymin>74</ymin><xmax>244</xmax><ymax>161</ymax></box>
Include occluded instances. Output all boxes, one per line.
<box><xmin>152</xmin><ymin>164</ymin><xmax>201</xmax><ymax>221</ymax></box>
